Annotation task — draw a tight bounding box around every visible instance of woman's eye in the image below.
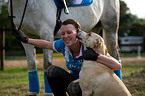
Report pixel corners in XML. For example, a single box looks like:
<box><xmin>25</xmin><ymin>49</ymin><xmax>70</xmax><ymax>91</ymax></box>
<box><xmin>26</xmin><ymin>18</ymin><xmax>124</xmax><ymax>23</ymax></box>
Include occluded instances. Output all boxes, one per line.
<box><xmin>61</xmin><ymin>33</ymin><xmax>65</xmax><ymax>35</ymax></box>
<box><xmin>67</xmin><ymin>31</ymin><xmax>72</xmax><ymax>34</ymax></box>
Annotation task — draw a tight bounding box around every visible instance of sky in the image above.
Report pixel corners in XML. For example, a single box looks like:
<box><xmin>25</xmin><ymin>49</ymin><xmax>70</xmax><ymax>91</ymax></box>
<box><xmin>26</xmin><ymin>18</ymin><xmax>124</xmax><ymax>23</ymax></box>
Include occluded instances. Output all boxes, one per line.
<box><xmin>122</xmin><ymin>0</ymin><xmax>145</xmax><ymax>19</ymax></box>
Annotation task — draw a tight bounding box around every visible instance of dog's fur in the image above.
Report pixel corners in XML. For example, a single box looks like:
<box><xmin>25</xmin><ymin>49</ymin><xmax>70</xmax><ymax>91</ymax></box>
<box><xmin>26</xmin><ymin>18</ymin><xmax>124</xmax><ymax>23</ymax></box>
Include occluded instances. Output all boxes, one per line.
<box><xmin>78</xmin><ymin>31</ymin><xmax>131</xmax><ymax>96</ymax></box>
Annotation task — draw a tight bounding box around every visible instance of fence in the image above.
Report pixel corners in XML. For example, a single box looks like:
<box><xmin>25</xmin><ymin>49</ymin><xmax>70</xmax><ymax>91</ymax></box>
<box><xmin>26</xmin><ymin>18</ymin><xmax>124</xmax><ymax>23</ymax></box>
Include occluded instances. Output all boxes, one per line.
<box><xmin>119</xmin><ymin>44</ymin><xmax>145</xmax><ymax>58</ymax></box>
<box><xmin>0</xmin><ymin>27</ymin><xmax>14</xmax><ymax>70</ymax></box>
<box><xmin>0</xmin><ymin>27</ymin><xmax>145</xmax><ymax>70</ymax></box>
<box><xmin>0</xmin><ymin>27</ymin><xmax>5</xmax><ymax>70</ymax></box>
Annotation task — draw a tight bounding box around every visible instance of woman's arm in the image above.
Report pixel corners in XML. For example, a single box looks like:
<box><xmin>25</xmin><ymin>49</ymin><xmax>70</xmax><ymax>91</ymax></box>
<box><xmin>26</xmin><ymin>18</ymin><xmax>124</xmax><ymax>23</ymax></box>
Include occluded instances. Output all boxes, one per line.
<box><xmin>28</xmin><ymin>38</ymin><xmax>54</xmax><ymax>50</ymax></box>
<box><xmin>12</xmin><ymin>29</ymin><xmax>54</xmax><ymax>50</ymax></box>
<box><xmin>83</xmin><ymin>48</ymin><xmax>122</xmax><ymax>70</ymax></box>
<box><xmin>97</xmin><ymin>54</ymin><xmax>122</xmax><ymax>70</ymax></box>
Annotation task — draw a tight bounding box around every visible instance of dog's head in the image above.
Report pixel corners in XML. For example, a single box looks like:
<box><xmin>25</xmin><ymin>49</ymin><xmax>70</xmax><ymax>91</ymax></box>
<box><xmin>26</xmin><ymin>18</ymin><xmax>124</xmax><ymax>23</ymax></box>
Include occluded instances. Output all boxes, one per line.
<box><xmin>77</xmin><ymin>31</ymin><xmax>108</xmax><ymax>55</ymax></box>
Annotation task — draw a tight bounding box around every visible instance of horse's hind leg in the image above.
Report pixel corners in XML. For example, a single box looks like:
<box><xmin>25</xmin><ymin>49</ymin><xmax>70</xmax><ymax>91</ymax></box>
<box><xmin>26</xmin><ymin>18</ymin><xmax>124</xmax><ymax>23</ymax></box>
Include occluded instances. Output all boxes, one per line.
<box><xmin>102</xmin><ymin>26</ymin><xmax>120</xmax><ymax>60</ymax></box>
<box><xmin>100</xmin><ymin>0</ymin><xmax>122</xmax><ymax>80</ymax></box>
<box><xmin>101</xmin><ymin>0</ymin><xmax>120</xmax><ymax>60</ymax></box>
<box><xmin>102</xmin><ymin>22</ymin><xmax>122</xmax><ymax>80</ymax></box>
<box><xmin>22</xmin><ymin>43</ymin><xmax>40</xmax><ymax>95</ymax></box>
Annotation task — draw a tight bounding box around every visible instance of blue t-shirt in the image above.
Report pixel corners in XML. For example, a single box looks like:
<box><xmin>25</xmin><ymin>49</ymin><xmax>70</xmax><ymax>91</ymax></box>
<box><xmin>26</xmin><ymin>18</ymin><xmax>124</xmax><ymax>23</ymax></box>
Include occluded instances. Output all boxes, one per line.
<box><xmin>53</xmin><ymin>39</ymin><xmax>84</xmax><ymax>78</ymax></box>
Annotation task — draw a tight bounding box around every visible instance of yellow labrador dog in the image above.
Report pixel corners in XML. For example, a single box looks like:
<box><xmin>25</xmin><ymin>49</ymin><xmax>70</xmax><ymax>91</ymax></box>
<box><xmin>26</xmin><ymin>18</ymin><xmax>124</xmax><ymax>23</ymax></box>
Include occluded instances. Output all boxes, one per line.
<box><xmin>78</xmin><ymin>31</ymin><xmax>131</xmax><ymax>96</ymax></box>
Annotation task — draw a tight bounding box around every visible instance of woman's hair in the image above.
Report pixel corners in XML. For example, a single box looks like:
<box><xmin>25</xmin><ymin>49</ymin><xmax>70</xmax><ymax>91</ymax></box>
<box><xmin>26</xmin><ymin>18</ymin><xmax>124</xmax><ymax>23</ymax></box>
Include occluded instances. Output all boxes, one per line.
<box><xmin>61</xmin><ymin>19</ymin><xmax>81</xmax><ymax>32</ymax></box>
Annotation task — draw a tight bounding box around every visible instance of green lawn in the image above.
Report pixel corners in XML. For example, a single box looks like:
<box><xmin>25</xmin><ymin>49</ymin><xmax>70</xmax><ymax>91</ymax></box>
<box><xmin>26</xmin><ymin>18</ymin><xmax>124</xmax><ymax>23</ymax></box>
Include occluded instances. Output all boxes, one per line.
<box><xmin>0</xmin><ymin>68</ymin><xmax>45</xmax><ymax>96</ymax></box>
<box><xmin>1</xmin><ymin>52</ymin><xmax>145</xmax><ymax>96</ymax></box>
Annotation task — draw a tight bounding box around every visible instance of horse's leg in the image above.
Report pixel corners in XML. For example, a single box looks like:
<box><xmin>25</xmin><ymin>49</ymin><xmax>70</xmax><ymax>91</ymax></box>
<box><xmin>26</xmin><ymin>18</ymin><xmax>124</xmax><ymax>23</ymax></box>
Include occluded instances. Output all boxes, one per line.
<box><xmin>102</xmin><ymin>25</ymin><xmax>122</xmax><ymax>81</ymax></box>
<box><xmin>100</xmin><ymin>0</ymin><xmax>122</xmax><ymax>80</ymax></box>
<box><xmin>100</xmin><ymin>0</ymin><xmax>120</xmax><ymax>60</ymax></box>
<box><xmin>40</xmin><ymin>29</ymin><xmax>54</xmax><ymax>95</ymax></box>
<box><xmin>43</xmin><ymin>49</ymin><xmax>53</xmax><ymax>96</ymax></box>
<box><xmin>22</xmin><ymin>43</ymin><xmax>40</xmax><ymax>95</ymax></box>
<box><xmin>102</xmin><ymin>28</ymin><xmax>120</xmax><ymax>60</ymax></box>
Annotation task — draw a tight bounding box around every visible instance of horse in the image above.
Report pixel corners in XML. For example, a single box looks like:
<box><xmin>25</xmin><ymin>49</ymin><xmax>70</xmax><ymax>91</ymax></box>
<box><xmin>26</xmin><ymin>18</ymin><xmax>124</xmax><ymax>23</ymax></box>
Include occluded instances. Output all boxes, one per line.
<box><xmin>8</xmin><ymin>0</ymin><xmax>120</xmax><ymax>95</ymax></box>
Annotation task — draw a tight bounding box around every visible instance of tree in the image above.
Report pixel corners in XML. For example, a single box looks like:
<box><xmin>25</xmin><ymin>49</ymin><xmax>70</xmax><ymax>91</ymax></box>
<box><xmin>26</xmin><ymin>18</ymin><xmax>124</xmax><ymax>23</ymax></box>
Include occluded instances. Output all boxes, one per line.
<box><xmin>0</xmin><ymin>0</ymin><xmax>23</xmax><ymax>49</ymax></box>
<box><xmin>0</xmin><ymin>0</ymin><xmax>11</xmax><ymax>28</ymax></box>
<box><xmin>119</xmin><ymin>0</ymin><xmax>145</xmax><ymax>37</ymax></box>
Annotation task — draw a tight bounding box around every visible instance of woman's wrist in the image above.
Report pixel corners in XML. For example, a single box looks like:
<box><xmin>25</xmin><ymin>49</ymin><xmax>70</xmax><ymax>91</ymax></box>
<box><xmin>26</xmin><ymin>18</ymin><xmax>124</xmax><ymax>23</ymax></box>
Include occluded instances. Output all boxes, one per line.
<box><xmin>95</xmin><ymin>53</ymin><xmax>100</xmax><ymax>61</ymax></box>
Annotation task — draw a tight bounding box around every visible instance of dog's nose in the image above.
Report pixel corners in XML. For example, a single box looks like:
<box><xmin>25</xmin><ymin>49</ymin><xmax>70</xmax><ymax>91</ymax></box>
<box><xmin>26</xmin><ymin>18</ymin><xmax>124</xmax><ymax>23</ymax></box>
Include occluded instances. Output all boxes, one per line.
<box><xmin>78</xmin><ymin>31</ymin><xmax>86</xmax><ymax>37</ymax></box>
<box><xmin>77</xmin><ymin>32</ymin><xmax>81</xmax><ymax>37</ymax></box>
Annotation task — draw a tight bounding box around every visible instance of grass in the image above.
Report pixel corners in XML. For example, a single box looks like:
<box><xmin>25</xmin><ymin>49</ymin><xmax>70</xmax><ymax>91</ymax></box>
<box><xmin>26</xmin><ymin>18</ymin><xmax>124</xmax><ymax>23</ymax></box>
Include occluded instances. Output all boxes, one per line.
<box><xmin>0</xmin><ymin>68</ymin><xmax>45</xmax><ymax>96</ymax></box>
<box><xmin>0</xmin><ymin>68</ymin><xmax>28</xmax><ymax>96</ymax></box>
<box><xmin>120</xmin><ymin>52</ymin><xmax>145</xmax><ymax>57</ymax></box>
<box><xmin>122</xmin><ymin>67</ymin><xmax>145</xmax><ymax>96</ymax></box>
<box><xmin>1</xmin><ymin>52</ymin><xmax>145</xmax><ymax>96</ymax></box>
<box><xmin>121</xmin><ymin>57</ymin><xmax>145</xmax><ymax>96</ymax></box>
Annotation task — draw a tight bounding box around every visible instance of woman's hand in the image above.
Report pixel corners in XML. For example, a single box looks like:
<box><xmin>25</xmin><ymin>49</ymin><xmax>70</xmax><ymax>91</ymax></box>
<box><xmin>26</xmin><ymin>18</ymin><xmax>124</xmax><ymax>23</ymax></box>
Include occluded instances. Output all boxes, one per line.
<box><xmin>83</xmin><ymin>48</ymin><xmax>99</xmax><ymax>61</ymax></box>
<box><xmin>12</xmin><ymin>29</ymin><xmax>28</xmax><ymax>43</ymax></box>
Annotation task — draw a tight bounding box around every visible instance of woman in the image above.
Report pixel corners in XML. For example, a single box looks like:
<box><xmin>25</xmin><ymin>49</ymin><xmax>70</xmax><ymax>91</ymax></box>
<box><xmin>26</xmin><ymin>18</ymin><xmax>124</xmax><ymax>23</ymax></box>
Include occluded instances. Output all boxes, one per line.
<box><xmin>13</xmin><ymin>19</ymin><xmax>121</xmax><ymax>96</ymax></box>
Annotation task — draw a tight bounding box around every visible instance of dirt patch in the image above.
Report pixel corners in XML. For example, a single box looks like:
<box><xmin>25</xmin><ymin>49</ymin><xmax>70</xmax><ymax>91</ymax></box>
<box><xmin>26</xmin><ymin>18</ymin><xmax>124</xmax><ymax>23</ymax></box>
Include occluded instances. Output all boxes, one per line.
<box><xmin>121</xmin><ymin>57</ymin><xmax>145</xmax><ymax>62</ymax></box>
<box><xmin>4</xmin><ymin>57</ymin><xmax>145</xmax><ymax>69</ymax></box>
<box><xmin>121</xmin><ymin>57</ymin><xmax>145</xmax><ymax>66</ymax></box>
<box><xmin>4</xmin><ymin>59</ymin><xmax>66</xmax><ymax>69</ymax></box>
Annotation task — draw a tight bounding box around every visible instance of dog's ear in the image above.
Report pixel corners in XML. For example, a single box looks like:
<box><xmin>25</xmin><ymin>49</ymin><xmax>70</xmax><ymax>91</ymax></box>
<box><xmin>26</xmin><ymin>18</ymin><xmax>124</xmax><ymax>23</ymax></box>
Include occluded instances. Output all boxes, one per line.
<box><xmin>105</xmin><ymin>47</ymin><xmax>108</xmax><ymax>55</ymax></box>
<box><xmin>95</xmin><ymin>39</ymin><xmax>101</xmax><ymax>47</ymax></box>
<box><xmin>93</xmin><ymin>39</ymin><xmax>102</xmax><ymax>53</ymax></box>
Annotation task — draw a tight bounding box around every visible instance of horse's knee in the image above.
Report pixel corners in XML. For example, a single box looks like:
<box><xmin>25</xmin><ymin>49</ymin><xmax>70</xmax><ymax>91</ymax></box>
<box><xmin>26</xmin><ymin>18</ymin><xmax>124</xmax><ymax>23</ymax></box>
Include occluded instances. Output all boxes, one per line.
<box><xmin>28</xmin><ymin>61</ymin><xmax>37</xmax><ymax>71</ymax></box>
<box><xmin>67</xmin><ymin>81</ymin><xmax>82</xmax><ymax>96</ymax></box>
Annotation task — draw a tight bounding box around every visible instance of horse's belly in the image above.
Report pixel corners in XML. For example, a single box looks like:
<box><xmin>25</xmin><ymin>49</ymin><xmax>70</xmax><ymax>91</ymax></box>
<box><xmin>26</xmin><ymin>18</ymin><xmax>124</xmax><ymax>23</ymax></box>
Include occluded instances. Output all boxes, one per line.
<box><xmin>60</xmin><ymin>2</ymin><xmax>103</xmax><ymax>32</ymax></box>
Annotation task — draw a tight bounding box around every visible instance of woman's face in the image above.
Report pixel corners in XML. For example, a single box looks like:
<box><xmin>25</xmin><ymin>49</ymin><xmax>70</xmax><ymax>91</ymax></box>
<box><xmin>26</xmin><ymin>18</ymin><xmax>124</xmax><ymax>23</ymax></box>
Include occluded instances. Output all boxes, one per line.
<box><xmin>61</xmin><ymin>24</ymin><xmax>78</xmax><ymax>47</ymax></box>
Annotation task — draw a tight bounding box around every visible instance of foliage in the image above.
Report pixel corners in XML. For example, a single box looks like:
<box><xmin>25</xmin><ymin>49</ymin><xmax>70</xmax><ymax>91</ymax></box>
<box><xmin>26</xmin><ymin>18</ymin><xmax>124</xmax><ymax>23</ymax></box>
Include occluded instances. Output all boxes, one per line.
<box><xmin>0</xmin><ymin>0</ymin><xmax>10</xmax><ymax>28</ymax></box>
<box><xmin>119</xmin><ymin>0</ymin><xmax>130</xmax><ymax>27</ymax></box>
<box><xmin>119</xmin><ymin>0</ymin><xmax>145</xmax><ymax>37</ymax></box>
<box><xmin>0</xmin><ymin>0</ymin><xmax>24</xmax><ymax>52</ymax></box>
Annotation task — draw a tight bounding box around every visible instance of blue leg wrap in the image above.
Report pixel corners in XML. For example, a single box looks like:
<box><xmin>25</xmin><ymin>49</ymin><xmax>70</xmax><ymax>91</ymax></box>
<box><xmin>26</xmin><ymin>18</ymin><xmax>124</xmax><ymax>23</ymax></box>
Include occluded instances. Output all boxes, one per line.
<box><xmin>114</xmin><ymin>61</ymin><xmax>122</xmax><ymax>81</ymax></box>
<box><xmin>44</xmin><ymin>71</ymin><xmax>53</xmax><ymax>94</ymax></box>
<box><xmin>28</xmin><ymin>70</ymin><xmax>40</xmax><ymax>94</ymax></box>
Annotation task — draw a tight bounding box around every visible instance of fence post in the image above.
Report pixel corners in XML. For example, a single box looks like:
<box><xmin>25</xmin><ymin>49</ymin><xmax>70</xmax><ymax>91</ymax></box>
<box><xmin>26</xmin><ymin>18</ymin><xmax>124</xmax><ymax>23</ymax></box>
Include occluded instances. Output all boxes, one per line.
<box><xmin>0</xmin><ymin>27</ymin><xmax>5</xmax><ymax>70</ymax></box>
<box><xmin>137</xmin><ymin>46</ymin><xmax>141</xmax><ymax>59</ymax></box>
